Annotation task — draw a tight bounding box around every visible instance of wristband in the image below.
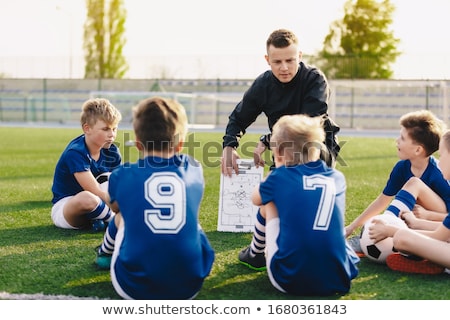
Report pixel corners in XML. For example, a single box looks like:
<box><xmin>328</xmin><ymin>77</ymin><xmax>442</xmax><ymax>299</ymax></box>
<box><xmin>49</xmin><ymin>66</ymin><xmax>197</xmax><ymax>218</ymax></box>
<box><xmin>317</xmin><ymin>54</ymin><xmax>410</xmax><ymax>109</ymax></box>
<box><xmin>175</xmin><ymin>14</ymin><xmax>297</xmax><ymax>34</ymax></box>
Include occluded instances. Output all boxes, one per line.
<box><xmin>259</xmin><ymin>134</ymin><xmax>270</xmax><ymax>148</ymax></box>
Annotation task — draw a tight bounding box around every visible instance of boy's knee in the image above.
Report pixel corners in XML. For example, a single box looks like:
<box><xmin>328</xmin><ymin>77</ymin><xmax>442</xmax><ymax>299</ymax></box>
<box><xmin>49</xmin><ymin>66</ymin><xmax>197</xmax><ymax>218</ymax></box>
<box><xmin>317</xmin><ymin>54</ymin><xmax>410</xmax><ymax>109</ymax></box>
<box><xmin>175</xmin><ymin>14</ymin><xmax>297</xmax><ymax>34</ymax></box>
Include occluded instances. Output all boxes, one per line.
<box><xmin>76</xmin><ymin>191</ymin><xmax>101</xmax><ymax>211</ymax></box>
<box><xmin>404</xmin><ymin>176</ymin><xmax>422</xmax><ymax>188</ymax></box>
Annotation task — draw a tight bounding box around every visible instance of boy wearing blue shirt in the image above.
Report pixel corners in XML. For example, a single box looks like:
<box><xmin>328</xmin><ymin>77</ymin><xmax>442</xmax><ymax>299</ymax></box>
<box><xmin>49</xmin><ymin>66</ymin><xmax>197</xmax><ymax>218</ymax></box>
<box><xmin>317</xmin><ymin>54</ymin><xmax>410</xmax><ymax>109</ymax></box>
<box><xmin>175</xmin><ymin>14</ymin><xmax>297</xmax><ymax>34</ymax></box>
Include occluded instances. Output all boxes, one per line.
<box><xmin>96</xmin><ymin>96</ymin><xmax>215</xmax><ymax>300</ymax></box>
<box><xmin>51</xmin><ymin>98</ymin><xmax>122</xmax><ymax>230</ymax></box>
<box><xmin>368</xmin><ymin>129</ymin><xmax>450</xmax><ymax>274</ymax></box>
<box><xmin>346</xmin><ymin>110</ymin><xmax>448</xmax><ymax>253</ymax></box>
<box><xmin>239</xmin><ymin>114</ymin><xmax>359</xmax><ymax>296</ymax></box>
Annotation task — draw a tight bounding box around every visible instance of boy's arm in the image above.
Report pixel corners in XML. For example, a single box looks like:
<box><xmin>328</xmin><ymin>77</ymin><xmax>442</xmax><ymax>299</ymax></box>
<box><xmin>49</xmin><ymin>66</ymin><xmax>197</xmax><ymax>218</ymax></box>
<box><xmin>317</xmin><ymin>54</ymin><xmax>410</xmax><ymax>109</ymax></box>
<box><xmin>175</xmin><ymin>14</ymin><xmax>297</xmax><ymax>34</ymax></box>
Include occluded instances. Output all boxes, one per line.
<box><xmin>74</xmin><ymin>171</ymin><xmax>109</xmax><ymax>203</ymax></box>
<box><xmin>401</xmin><ymin>211</ymin><xmax>441</xmax><ymax>231</ymax></box>
<box><xmin>412</xmin><ymin>205</ymin><xmax>446</xmax><ymax>222</ymax></box>
<box><xmin>251</xmin><ymin>184</ymin><xmax>262</xmax><ymax>206</ymax></box>
<box><xmin>345</xmin><ymin>193</ymin><xmax>393</xmax><ymax>237</ymax></box>
<box><xmin>424</xmin><ymin>223</ymin><xmax>450</xmax><ymax>241</ymax></box>
<box><xmin>109</xmin><ymin>200</ymin><xmax>120</xmax><ymax>214</ymax></box>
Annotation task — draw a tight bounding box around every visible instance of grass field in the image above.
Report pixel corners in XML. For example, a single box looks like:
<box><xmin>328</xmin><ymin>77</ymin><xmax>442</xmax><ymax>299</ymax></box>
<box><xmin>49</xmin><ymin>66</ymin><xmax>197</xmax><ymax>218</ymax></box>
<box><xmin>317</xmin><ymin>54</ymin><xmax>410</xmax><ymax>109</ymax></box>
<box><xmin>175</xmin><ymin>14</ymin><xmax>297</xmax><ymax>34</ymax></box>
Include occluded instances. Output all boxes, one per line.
<box><xmin>0</xmin><ymin>126</ymin><xmax>449</xmax><ymax>300</ymax></box>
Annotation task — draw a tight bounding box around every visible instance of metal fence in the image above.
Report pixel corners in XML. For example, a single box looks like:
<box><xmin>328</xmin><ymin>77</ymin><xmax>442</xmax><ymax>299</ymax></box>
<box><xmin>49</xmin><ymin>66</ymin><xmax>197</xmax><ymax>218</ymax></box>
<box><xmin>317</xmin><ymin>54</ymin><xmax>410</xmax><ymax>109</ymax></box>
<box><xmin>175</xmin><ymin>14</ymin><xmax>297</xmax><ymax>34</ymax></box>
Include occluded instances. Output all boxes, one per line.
<box><xmin>0</xmin><ymin>78</ymin><xmax>449</xmax><ymax>129</ymax></box>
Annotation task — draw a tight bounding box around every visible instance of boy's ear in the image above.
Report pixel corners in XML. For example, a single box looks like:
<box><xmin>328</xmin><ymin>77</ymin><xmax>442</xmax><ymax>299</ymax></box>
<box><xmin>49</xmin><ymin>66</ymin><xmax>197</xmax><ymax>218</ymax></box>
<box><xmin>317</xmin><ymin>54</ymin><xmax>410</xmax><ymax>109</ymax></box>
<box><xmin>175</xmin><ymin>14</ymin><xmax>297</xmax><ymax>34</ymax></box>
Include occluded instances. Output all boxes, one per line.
<box><xmin>82</xmin><ymin>123</ymin><xmax>90</xmax><ymax>134</ymax></box>
<box><xmin>272</xmin><ymin>146</ymin><xmax>283</xmax><ymax>164</ymax></box>
<box><xmin>135</xmin><ymin>139</ymin><xmax>144</xmax><ymax>151</ymax></box>
<box><xmin>415</xmin><ymin>144</ymin><xmax>424</xmax><ymax>155</ymax></box>
<box><xmin>175</xmin><ymin>140</ymin><xmax>184</xmax><ymax>153</ymax></box>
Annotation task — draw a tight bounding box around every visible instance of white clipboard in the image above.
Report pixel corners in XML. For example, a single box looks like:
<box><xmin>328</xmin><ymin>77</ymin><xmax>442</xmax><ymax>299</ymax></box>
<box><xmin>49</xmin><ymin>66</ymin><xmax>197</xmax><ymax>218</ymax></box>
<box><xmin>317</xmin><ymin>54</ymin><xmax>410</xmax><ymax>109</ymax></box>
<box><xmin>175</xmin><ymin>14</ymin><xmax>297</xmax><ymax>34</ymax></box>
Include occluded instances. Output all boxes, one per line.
<box><xmin>217</xmin><ymin>159</ymin><xmax>264</xmax><ymax>232</ymax></box>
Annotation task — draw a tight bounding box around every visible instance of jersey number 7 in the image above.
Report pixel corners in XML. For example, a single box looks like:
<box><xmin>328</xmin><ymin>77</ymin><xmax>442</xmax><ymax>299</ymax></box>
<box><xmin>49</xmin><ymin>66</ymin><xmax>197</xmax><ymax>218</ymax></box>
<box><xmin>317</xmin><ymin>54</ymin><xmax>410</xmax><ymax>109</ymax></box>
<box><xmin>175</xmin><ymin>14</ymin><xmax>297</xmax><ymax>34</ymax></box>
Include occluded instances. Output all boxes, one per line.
<box><xmin>303</xmin><ymin>174</ymin><xmax>336</xmax><ymax>231</ymax></box>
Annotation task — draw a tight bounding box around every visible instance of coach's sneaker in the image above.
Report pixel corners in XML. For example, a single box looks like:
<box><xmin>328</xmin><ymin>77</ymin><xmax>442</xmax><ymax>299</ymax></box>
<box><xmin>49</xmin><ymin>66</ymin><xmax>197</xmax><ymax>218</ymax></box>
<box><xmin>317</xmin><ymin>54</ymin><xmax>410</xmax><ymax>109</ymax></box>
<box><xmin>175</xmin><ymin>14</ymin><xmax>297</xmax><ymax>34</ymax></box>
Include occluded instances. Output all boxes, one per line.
<box><xmin>95</xmin><ymin>246</ymin><xmax>112</xmax><ymax>270</ymax></box>
<box><xmin>386</xmin><ymin>253</ymin><xmax>445</xmax><ymax>275</ymax></box>
<box><xmin>348</xmin><ymin>235</ymin><xmax>364</xmax><ymax>258</ymax></box>
<box><xmin>238</xmin><ymin>246</ymin><xmax>266</xmax><ymax>271</ymax></box>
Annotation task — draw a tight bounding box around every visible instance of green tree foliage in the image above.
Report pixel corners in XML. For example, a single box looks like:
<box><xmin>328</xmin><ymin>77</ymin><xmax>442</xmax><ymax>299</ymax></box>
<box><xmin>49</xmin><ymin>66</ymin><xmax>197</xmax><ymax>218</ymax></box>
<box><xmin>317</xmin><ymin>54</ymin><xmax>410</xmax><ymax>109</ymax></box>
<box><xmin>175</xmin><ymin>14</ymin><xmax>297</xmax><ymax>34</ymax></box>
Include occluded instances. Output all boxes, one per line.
<box><xmin>83</xmin><ymin>0</ymin><xmax>128</xmax><ymax>79</ymax></box>
<box><xmin>313</xmin><ymin>0</ymin><xmax>400</xmax><ymax>79</ymax></box>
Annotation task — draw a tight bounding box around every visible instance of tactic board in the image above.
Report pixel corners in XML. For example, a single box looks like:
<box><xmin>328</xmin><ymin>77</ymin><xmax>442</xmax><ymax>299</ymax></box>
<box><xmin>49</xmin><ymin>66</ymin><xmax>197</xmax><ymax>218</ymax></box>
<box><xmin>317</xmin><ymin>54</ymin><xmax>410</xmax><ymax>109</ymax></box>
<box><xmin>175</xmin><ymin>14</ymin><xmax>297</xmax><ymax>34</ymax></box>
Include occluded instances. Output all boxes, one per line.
<box><xmin>217</xmin><ymin>159</ymin><xmax>264</xmax><ymax>232</ymax></box>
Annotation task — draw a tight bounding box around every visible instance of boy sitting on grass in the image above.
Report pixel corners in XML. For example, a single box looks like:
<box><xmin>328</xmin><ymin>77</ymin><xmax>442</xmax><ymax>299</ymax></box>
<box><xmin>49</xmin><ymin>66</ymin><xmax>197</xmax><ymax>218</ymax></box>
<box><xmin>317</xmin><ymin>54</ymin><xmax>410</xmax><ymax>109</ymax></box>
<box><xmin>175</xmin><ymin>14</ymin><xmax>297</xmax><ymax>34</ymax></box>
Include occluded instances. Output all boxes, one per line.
<box><xmin>368</xmin><ymin>129</ymin><xmax>450</xmax><ymax>275</ymax></box>
<box><xmin>345</xmin><ymin>110</ymin><xmax>448</xmax><ymax>253</ymax></box>
<box><xmin>50</xmin><ymin>98</ymin><xmax>122</xmax><ymax>231</ymax></box>
<box><xmin>238</xmin><ymin>114</ymin><xmax>359</xmax><ymax>296</ymax></box>
<box><xmin>95</xmin><ymin>96</ymin><xmax>215</xmax><ymax>300</ymax></box>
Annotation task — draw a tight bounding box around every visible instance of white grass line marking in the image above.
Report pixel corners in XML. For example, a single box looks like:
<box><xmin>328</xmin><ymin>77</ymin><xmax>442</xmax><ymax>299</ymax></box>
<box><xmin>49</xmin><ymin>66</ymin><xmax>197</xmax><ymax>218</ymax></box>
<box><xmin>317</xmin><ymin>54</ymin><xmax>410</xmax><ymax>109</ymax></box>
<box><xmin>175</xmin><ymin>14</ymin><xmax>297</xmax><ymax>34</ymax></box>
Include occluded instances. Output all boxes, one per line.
<box><xmin>0</xmin><ymin>291</ymin><xmax>104</xmax><ymax>300</ymax></box>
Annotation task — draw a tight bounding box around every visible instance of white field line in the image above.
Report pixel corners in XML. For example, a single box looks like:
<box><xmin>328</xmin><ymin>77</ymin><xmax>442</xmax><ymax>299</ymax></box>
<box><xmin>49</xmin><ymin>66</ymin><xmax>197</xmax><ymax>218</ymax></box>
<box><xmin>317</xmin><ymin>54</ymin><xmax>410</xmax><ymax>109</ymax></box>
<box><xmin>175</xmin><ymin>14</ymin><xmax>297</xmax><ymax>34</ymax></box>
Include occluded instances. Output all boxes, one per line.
<box><xmin>0</xmin><ymin>291</ymin><xmax>104</xmax><ymax>300</ymax></box>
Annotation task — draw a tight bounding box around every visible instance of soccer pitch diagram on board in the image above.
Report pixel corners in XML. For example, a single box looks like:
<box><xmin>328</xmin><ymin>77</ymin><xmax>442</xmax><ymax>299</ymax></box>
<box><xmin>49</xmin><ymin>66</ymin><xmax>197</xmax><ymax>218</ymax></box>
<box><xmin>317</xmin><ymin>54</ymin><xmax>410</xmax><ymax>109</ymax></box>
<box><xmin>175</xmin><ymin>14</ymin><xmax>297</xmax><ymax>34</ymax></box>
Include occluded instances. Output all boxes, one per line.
<box><xmin>218</xmin><ymin>159</ymin><xmax>264</xmax><ymax>232</ymax></box>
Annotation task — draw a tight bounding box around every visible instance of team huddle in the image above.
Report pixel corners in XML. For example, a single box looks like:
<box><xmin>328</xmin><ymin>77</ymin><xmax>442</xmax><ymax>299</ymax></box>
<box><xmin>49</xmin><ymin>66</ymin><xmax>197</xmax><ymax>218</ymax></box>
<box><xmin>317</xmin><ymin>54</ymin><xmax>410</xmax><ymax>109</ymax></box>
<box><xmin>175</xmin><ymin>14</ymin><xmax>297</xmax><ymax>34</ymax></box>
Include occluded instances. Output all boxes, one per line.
<box><xmin>50</xmin><ymin>29</ymin><xmax>450</xmax><ymax>300</ymax></box>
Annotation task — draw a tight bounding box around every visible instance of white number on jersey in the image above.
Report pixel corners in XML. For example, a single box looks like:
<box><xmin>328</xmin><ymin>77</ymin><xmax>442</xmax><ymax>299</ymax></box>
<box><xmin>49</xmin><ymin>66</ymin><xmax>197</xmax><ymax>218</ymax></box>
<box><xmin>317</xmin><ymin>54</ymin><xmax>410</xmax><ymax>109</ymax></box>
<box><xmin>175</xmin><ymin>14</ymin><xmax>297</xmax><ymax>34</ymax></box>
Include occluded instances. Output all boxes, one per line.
<box><xmin>303</xmin><ymin>174</ymin><xmax>336</xmax><ymax>231</ymax></box>
<box><xmin>144</xmin><ymin>172</ymin><xmax>186</xmax><ymax>234</ymax></box>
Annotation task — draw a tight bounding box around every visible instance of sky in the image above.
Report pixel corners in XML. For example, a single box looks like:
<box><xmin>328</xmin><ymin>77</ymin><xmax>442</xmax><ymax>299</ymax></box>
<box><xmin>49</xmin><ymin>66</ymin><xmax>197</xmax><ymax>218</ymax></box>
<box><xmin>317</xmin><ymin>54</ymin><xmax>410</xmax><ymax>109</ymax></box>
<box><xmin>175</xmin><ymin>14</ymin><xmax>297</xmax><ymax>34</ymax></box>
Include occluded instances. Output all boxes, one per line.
<box><xmin>0</xmin><ymin>0</ymin><xmax>450</xmax><ymax>79</ymax></box>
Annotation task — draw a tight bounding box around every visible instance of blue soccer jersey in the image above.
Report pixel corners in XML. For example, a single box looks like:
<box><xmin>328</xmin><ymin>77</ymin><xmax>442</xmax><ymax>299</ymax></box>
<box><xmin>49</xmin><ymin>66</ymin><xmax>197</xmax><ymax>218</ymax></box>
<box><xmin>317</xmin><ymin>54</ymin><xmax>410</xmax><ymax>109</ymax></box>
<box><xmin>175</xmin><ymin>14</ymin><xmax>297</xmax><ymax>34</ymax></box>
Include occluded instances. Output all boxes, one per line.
<box><xmin>444</xmin><ymin>213</ymin><xmax>450</xmax><ymax>229</ymax></box>
<box><xmin>383</xmin><ymin>157</ymin><xmax>450</xmax><ymax>211</ymax></box>
<box><xmin>259</xmin><ymin>160</ymin><xmax>359</xmax><ymax>296</ymax></box>
<box><xmin>51</xmin><ymin>134</ymin><xmax>121</xmax><ymax>204</ymax></box>
<box><xmin>109</xmin><ymin>154</ymin><xmax>215</xmax><ymax>300</ymax></box>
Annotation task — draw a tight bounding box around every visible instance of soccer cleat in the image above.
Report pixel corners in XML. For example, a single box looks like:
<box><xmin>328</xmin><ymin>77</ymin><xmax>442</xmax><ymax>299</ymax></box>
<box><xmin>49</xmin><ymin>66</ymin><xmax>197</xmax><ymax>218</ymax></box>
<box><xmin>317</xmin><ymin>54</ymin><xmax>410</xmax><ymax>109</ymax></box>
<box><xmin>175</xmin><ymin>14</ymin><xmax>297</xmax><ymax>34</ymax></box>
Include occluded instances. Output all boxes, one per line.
<box><xmin>238</xmin><ymin>246</ymin><xmax>266</xmax><ymax>271</ymax></box>
<box><xmin>95</xmin><ymin>246</ymin><xmax>112</xmax><ymax>270</ymax></box>
<box><xmin>386</xmin><ymin>253</ymin><xmax>445</xmax><ymax>275</ymax></box>
<box><xmin>348</xmin><ymin>235</ymin><xmax>365</xmax><ymax>257</ymax></box>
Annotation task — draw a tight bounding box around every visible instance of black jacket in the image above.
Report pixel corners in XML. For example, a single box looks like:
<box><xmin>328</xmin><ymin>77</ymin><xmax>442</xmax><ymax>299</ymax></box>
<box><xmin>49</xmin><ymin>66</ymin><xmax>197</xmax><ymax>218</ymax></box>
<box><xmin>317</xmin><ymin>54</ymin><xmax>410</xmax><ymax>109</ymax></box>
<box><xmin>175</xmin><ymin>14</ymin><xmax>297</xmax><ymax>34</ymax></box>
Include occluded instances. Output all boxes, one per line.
<box><xmin>223</xmin><ymin>62</ymin><xmax>340</xmax><ymax>163</ymax></box>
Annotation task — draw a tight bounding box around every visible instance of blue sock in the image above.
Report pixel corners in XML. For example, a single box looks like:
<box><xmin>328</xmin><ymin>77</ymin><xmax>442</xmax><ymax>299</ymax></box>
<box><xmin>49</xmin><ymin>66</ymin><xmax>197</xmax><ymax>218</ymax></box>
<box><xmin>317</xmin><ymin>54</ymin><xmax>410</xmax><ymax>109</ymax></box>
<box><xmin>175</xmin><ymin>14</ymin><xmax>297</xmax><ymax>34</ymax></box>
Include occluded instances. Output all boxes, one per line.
<box><xmin>87</xmin><ymin>197</ymin><xmax>113</xmax><ymax>222</ymax></box>
<box><xmin>250</xmin><ymin>210</ymin><xmax>266</xmax><ymax>255</ymax></box>
<box><xmin>99</xmin><ymin>216</ymin><xmax>118</xmax><ymax>255</ymax></box>
<box><xmin>385</xmin><ymin>189</ymin><xmax>416</xmax><ymax>217</ymax></box>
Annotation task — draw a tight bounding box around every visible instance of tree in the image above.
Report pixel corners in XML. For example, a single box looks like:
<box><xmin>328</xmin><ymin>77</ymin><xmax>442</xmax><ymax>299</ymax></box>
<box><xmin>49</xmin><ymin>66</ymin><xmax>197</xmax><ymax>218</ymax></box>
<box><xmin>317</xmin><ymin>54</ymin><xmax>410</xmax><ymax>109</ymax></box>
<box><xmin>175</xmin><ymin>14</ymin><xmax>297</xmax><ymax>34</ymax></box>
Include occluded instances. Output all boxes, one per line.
<box><xmin>313</xmin><ymin>0</ymin><xmax>400</xmax><ymax>79</ymax></box>
<box><xmin>83</xmin><ymin>0</ymin><xmax>128</xmax><ymax>79</ymax></box>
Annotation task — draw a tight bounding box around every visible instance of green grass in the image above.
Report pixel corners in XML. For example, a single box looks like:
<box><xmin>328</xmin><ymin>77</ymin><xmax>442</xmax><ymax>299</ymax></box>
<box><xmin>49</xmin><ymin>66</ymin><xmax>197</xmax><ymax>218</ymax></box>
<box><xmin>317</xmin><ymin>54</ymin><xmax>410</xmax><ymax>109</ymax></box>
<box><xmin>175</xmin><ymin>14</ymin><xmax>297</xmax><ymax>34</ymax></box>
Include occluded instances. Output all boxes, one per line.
<box><xmin>0</xmin><ymin>126</ymin><xmax>449</xmax><ymax>300</ymax></box>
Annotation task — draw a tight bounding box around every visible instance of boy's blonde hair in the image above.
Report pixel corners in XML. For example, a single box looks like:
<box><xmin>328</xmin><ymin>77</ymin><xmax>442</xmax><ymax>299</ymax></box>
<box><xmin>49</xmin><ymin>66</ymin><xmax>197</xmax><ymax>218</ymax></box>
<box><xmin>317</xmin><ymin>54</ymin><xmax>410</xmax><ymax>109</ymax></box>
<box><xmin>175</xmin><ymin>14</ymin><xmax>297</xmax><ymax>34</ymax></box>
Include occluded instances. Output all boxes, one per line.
<box><xmin>271</xmin><ymin>114</ymin><xmax>326</xmax><ymax>166</ymax></box>
<box><xmin>80</xmin><ymin>98</ymin><xmax>122</xmax><ymax>127</ymax></box>
<box><xmin>133</xmin><ymin>96</ymin><xmax>188</xmax><ymax>152</ymax></box>
<box><xmin>400</xmin><ymin>110</ymin><xmax>446</xmax><ymax>156</ymax></box>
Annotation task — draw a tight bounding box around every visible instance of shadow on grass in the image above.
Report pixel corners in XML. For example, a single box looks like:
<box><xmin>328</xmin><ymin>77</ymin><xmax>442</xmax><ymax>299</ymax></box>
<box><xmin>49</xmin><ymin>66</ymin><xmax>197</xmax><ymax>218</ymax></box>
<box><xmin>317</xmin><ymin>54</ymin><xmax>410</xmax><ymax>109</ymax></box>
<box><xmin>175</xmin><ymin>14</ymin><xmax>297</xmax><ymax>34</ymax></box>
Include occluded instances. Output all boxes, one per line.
<box><xmin>0</xmin><ymin>173</ymin><xmax>53</xmax><ymax>181</ymax></box>
<box><xmin>0</xmin><ymin>247</ymin><xmax>121</xmax><ymax>299</ymax></box>
<box><xmin>198</xmin><ymin>254</ymin><xmax>346</xmax><ymax>300</ymax></box>
<box><xmin>0</xmin><ymin>223</ymin><xmax>103</xmax><ymax>247</ymax></box>
<box><xmin>0</xmin><ymin>221</ymin><xmax>120</xmax><ymax>299</ymax></box>
<box><xmin>346</xmin><ymin>258</ymin><xmax>450</xmax><ymax>300</ymax></box>
<box><xmin>199</xmin><ymin>231</ymin><xmax>349</xmax><ymax>300</ymax></box>
<box><xmin>205</xmin><ymin>230</ymin><xmax>252</xmax><ymax>254</ymax></box>
<box><xmin>0</xmin><ymin>200</ymin><xmax>51</xmax><ymax>213</ymax></box>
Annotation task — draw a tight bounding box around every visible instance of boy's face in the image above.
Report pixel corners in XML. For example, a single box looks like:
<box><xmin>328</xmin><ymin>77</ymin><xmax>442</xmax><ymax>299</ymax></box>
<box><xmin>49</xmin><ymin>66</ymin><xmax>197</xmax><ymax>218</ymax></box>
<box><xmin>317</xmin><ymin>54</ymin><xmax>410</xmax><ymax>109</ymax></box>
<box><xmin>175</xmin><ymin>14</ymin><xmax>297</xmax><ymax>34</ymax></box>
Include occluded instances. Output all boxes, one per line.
<box><xmin>396</xmin><ymin>127</ymin><xmax>422</xmax><ymax>160</ymax></box>
<box><xmin>84</xmin><ymin>119</ymin><xmax>118</xmax><ymax>149</ymax></box>
<box><xmin>265</xmin><ymin>43</ymin><xmax>301</xmax><ymax>83</ymax></box>
<box><xmin>438</xmin><ymin>140</ymin><xmax>450</xmax><ymax>179</ymax></box>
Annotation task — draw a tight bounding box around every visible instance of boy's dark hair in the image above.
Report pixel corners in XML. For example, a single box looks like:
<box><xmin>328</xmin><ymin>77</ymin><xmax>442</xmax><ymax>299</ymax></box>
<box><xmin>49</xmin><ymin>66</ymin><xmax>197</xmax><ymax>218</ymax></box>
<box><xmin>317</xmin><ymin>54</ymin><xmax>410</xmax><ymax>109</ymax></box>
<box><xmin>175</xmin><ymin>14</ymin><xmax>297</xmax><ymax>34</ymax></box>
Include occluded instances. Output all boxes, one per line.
<box><xmin>133</xmin><ymin>96</ymin><xmax>188</xmax><ymax>152</ymax></box>
<box><xmin>400</xmin><ymin>109</ymin><xmax>446</xmax><ymax>156</ymax></box>
<box><xmin>266</xmin><ymin>29</ymin><xmax>298</xmax><ymax>51</ymax></box>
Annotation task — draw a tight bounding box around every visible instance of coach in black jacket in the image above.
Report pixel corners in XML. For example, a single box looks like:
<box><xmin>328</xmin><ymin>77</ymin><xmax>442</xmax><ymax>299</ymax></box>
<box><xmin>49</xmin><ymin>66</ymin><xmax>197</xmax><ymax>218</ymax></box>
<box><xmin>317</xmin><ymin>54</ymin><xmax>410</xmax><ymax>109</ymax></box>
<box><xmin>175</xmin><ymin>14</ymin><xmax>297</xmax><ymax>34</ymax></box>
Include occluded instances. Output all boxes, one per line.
<box><xmin>221</xmin><ymin>29</ymin><xmax>340</xmax><ymax>176</ymax></box>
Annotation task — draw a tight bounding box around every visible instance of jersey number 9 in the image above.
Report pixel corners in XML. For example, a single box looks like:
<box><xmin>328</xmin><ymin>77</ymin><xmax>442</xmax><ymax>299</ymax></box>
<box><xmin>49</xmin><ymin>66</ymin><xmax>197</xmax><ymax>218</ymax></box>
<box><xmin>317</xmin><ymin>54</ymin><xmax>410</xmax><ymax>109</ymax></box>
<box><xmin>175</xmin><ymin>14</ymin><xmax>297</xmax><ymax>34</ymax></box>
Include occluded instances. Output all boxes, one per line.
<box><xmin>144</xmin><ymin>172</ymin><xmax>186</xmax><ymax>234</ymax></box>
